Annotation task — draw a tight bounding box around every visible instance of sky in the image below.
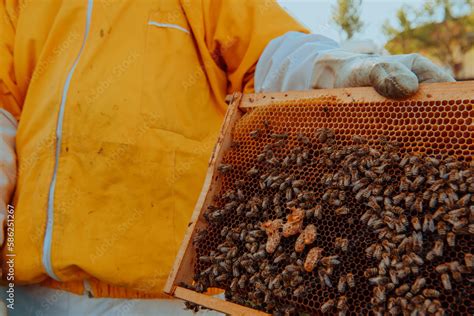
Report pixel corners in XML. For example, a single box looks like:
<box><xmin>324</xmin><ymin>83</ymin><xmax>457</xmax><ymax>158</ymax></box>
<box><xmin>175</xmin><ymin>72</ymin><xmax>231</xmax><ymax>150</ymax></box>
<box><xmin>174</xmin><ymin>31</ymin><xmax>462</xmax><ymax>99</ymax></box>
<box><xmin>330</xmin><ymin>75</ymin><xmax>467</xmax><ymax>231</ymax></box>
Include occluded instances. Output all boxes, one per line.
<box><xmin>277</xmin><ymin>0</ymin><xmax>436</xmax><ymax>46</ymax></box>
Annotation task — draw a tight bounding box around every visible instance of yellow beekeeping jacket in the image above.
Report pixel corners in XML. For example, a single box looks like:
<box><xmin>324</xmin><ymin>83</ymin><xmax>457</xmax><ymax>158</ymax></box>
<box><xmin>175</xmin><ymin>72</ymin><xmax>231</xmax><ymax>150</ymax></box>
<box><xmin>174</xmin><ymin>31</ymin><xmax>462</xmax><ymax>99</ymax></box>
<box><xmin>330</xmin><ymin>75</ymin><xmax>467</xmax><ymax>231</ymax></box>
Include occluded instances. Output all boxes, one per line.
<box><xmin>0</xmin><ymin>0</ymin><xmax>307</xmax><ymax>298</ymax></box>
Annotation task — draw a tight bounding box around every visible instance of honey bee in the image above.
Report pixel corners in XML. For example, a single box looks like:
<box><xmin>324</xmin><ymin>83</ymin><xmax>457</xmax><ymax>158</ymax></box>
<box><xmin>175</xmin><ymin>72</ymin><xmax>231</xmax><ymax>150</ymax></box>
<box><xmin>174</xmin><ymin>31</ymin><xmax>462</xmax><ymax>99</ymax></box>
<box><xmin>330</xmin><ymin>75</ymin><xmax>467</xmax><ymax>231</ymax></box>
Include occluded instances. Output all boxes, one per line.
<box><xmin>464</xmin><ymin>253</ymin><xmax>473</xmax><ymax>269</ymax></box>
<box><xmin>237</xmin><ymin>274</ymin><xmax>248</xmax><ymax>289</ymax></box>
<box><xmin>215</xmin><ymin>273</ymin><xmax>228</xmax><ymax>283</ymax></box>
<box><xmin>318</xmin><ymin>268</ymin><xmax>333</xmax><ymax>288</ymax></box>
<box><xmin>337</xmin><ymin>295</ymin><xmax>348</xmax><ymax>313</ymax></box>
<box><xmin>404</xmin><ymin>193</ymin><xmax>416</xmax><ymax>209</ymax></box>
<box><xmin>337</xmin><ymin>275</ymin><xmax>347</xmax><ymax>293</ymax></box>
<box><xmin>388</xmin><ymin>269</ymin><xmax>398</xmax><ymax>285</ymax></box>
<box><xmin>452</xmin><ymin>270</ymin><xmax>463</xmax><ymax>282</ymax></box>
<box><xmin>392</xmin><ymin>233</ymin><xmax>406</xmax><ymax>244</ymax></box>
<box><xmin>446</xmin><ymin>232</ymin><xmax>455</xmax><ymax>247</ymax></box>
<box><xmin>373</xmin><ymin>244</ymin><xmax>383</xmax><ymax>260</ymax></box>
<box><xmin>367</xmin><ymin>196</ymin><xmax>381</xmax><ymax>211</ymax></box>
<box><xmin>257</xmin><ymin>152</ymin><xmax>266</xmax><ymax>162</ymax></box>
<box><xmin>411</xmin><ymin>277</ymin><xmax>426</xmax><ymax>294</ymax></box>
<box><xmin>335</xmin><ymin>237</ymin><xmax>349</xmax><ymax>252</ymax></box>
<box><xmin>434</xmin><ymin>263</ymin><xmax>450</xmax><ymax>274</ymax></box>
<box><xmin>440</xmin><ymin>273</ymin><xmax>451</xmax><ymax>290</ymax></box>
<box><xmin>413</xmin><ymin>196</ymin><xmax>424</xmax><ymax>213</ymax></box>
<box><xmin>448</xmin><ymin>207</ymin><xmax>467</xmax><ymax>218</ymax></box>
<box><xmin>270</xmin><ymin>132</ymin><xmax>288</xmax><ymax>139</ymax></box>
<box><xmin>399</xmin><ymin>176</ymin><xmax>411</xmax><ymax>191</ymax></box>
<box><xmin>313</xmin><ymin>204</ymin><xmax>323</xmax><ymax>219</ymax></box>
<box><xmin>250</xmin><ymin>129</ymin><xmax>261</xmax><ymax>138</ymax></box>
<box><xmin>365</xmin><ymin>243</ymin><xmax>377</xmax><ymax>258</ymax></box>
<box><xmin>409</xmin><ymin>252</ymin><xmax>424</xmax><ymax>266</ymax></box>
<box><xmin>304</xmin><ymin>247</ymin><xmax>323</xmax><ymax>272</ymax></box>
<box><xmin>427</xmin><ymin>300</ymin><xmax>442</xmax><ymax>314</ymax></box>
<box><xmin>448</xmin><ymin>216</ymin><xmax>468</xmax><ymax>230</ymax></box>
<box><xmin>352</xmin><ymin>178</ymin><xmax>369</xmax><ymax>193</ymax></box>
<box><xmin>296</xmin><ymin>154</ymin><xmax>304</xmax><ymax>167</ymax></box>
<box><xmin>384</xmin><ymin>185</ymin><xmax>396</xmax><ymax>197</ymax></box>
<box><xmin>395</xmin><ymin>283</ymin><xmax>410</xmax><ymax>296</ymax></box>
<box><xmin>346</xmin><ymin>273</ymin><xmax>355</xmax><ymax>288</ymax></box>
<box><xmin>364</xmin><ymin>267</ymin><xmax>379</xmax><ymax>278</ymax></box>
<box><xmin>335</xmin><ymin>206</ymin><xmax>349</xmax><ymax>216</ymax></box>
<box><xmin>373</xmin><ymin>285</ymin><xmax>386</xmax><ymax>303</ymax></box>
<box><xmin>457</xmin><ymin>193</ymin><xmax>472</xmax><ymax>207</ymax></box>
<box><xmin>217</xmin><ymin>163</ymin><xmax>232</xmax><ymax>173</ymax></box>
<box><xmin>426</xmin><ymin>239</ymin><xmax>444</xmax><ymax>260</ymax></box>
<box><xmin>316</xmin><ymin>128</ymin><xmax>335</xmax><ymax>144</ymax></box>
<box><xmin>261</xmin><ymin>219</ymin><xmax>283</xmax><ymax>254</ymax></box>
<box><xmin>321</xmin><ymin>255</ymin><xmax>340</xmax><ymax>266</ymax></box>
<box><xmin>369</xmin><ymin>276</ymin><xmax>388</xmax><ymax>286</ymax></box>
<box><xmin>229</xmin><ymin>277</ymin><xmax>239</xmax><ymax>292</ymax></box>
<box><xmin>382</xmin><ymin>239</ymin><xmax>396</xmax><ymax>252</ymax></box>
<box><xmin>352</xmin><ymin>135</ymin><xmax>367</xmax><ymax>144</ymax></box>
<box><xmin>428</xmin><ymin>192</ymin><xmax>438</xmax><ymax>209</ymax></box>
<box><xmin>292</xmin><ymin>284</ymin><xmax>305</xmax><ymax>298</ymax></box>
<box><xmin>393</xmin><ymin>206</ymin><xmax>408</xmax><ymax>217</ymax></box>
<box><xmin>282</xmin><ymin>207</ymin><xmax>304</xmax><ymax>237</ymax></box>
<box><xmin>360</xmin><ymin>210</ymin><xmax>374</xmax><ymax>224</ymax></box>
<box><xmin>193</xmin><ymin>229</ymin><xmax>207</xmax><ymax>245</ymax></box>
<box><xmin>320</xmin><ymin>299</ymin><xmax>335</xmax><ymax>313</ymax></box>
<box><xmin>433</xmin><ymin>206</ymin><xmax>447</xmax><ymax>220</ymax></box>
<box><xmin>423</xmin><ymin>288</ymin><xmax>440</xmax><ymax>298</ymax></box>
<box><xmin>412</xmin><ymin>231</ymin><xmax>423</xmax><ymax>252</ymax></box>
<box><xmin>411</xmin><ymin>175</ymin><xmax>425</xmax><ymax>191</ymax></box>
<box><xmin>434</xmin><ymin>220</ymin><xmax>447</xmax><ymax>236</ymax></box>
<box><xmin>261</xmin><ymin>197</ymin><xmax>270</xmax><ymax>210</ymax></box>
<box><xmin>425</xmin><ymin>156</ymin><xmax>440</xmax><ymax>167</ymax></box>
<box><xmin>268</xmin><ymin>274</ymin><xmax>282</xmax><ymax>290</ymax></box>
<box><xmin>397</xmin><ymin>267</ymin><xmax>411</xmax><ymax>279</ymax></box>
<box><xmin>392</xmin><ymin>192</ymin><xmax>406</xmax><ymax>205</ymax></box>
<box><xmin>297</xmin><ymin>133</ymin><xmax>310</xmax><ymax>145</ymax></box>
<box><xmin>411</xmin><ymin>217</ymin><xmax>421</xmax><ymax>231</ymax></box>
<box><xmin>399</xmin><ymin>155</ymin><xmax>409</xmax><ymax>168</ymax></box>
<box><xmin>295</xmin><ymin>224</ymin><xmax>317</xmax><ymax>253</ymax></box>
<box><xmin>247</xmin><ymin>167</ymin><xmax>259</xmax><ymax>176</ymax></box>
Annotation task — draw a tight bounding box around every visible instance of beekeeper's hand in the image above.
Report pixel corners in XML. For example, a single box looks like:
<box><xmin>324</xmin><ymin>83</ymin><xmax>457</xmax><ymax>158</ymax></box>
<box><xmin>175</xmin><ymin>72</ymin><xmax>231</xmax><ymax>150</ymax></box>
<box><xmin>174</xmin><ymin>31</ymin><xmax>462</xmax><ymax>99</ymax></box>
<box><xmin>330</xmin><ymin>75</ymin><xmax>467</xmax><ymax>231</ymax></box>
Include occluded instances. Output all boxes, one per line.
<box><xmin>255</xmin><ymin>32</ymin><xmax>455</xmax><ymax>99</ymax></box>
<box><xmin>0</xmin><ymin>109</ymin><xmax>17</xmax><ymax>247</ymax></box>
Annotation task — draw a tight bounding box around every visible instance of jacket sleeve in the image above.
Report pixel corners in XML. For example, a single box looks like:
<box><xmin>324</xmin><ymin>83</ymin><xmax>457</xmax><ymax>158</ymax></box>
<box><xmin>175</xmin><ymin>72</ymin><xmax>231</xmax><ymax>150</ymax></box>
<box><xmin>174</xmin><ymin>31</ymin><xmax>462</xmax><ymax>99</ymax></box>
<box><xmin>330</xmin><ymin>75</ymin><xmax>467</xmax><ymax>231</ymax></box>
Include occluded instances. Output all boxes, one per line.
<box><xmin>201</xmin><ymin>0</ymin><xmax>309</xmax><ymax>93</ymax></box>
<box><xmin>0</xmin><ymin>0</ymin><xmax>20</xmax><ymax>243</ymax></box>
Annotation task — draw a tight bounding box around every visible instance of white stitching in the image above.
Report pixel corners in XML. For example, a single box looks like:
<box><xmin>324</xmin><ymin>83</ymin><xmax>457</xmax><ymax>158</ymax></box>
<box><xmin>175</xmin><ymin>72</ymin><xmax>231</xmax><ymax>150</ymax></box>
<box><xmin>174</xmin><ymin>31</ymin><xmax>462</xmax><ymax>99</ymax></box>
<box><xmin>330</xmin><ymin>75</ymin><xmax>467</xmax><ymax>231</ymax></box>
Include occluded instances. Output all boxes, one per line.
<box><xmin>148</xmin><ymin>21</ymin><xmax>190</xmax><ymax>34</ymax></box>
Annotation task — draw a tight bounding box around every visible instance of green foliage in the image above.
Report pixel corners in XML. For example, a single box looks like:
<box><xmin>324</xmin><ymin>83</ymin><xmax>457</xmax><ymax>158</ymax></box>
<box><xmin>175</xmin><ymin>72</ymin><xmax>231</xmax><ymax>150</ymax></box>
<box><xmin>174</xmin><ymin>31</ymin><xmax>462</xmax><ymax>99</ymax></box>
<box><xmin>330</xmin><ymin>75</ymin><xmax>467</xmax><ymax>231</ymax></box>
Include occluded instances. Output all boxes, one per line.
<box><xmin>384</xmin><ymin>0</ymin><xmax>474</xmax><ymax>77</ymax></box>
<box><xmin>332</xmin><ymin>0</ymin><xmax>364</xmax><ymax>40</ymax></box>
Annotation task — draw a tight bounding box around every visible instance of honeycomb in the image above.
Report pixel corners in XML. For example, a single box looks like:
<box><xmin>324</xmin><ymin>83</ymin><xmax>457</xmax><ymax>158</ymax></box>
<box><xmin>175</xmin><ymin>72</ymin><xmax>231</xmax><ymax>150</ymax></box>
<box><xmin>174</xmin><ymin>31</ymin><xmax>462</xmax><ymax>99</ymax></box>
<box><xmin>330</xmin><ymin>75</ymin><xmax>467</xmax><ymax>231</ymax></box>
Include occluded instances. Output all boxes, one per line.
<box><xmin>189</xmin><ymin>96</ymin><xmax>474</xmax><ymax>315</ymax></box>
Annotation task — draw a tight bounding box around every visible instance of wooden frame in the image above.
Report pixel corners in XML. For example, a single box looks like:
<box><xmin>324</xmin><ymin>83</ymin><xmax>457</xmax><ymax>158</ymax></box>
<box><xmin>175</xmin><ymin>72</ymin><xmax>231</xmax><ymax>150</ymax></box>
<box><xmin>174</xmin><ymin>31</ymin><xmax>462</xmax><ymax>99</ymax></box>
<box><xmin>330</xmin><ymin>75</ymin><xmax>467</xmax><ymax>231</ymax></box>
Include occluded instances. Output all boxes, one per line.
<box><xmin>164</xmin><ymin>81</ymin><xmax>473</xmax><ymax>315</ymax></box>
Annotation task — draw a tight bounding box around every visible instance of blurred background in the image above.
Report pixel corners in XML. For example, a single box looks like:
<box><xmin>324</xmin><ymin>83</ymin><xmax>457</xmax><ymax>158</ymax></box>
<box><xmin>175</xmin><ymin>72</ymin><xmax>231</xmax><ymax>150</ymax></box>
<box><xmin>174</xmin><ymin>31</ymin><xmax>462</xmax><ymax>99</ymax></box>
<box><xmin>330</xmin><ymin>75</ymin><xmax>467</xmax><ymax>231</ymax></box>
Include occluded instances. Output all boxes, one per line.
<box><xmin>278</xmin><ymin>0</ymin><xmax>474</xmax><ymax>80</ymax></box>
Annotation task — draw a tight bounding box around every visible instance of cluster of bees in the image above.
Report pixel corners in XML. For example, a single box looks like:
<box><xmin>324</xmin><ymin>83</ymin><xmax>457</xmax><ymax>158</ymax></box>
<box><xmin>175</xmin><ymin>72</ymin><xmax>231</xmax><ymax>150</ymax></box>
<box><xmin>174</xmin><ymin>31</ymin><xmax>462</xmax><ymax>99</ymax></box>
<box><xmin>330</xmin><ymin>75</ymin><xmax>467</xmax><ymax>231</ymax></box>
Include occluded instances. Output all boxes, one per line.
<box><xmin>188</xmin><ymin>123</ymin><xmax>473</xmax><ymax>315</ymax></box>
<box><xmin>318</xmin><ymin>131</ymin><xmax>473</xmax><ymax>315</ymax></box>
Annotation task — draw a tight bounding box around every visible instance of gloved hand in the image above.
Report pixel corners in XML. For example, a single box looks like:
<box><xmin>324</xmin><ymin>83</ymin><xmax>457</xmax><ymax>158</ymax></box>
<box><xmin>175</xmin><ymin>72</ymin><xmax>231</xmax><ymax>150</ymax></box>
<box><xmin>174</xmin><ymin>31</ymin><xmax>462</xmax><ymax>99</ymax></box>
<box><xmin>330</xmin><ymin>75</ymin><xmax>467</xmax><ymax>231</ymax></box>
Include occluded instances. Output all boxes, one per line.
<box><xmin>0</xmin><ymin>109</ymin><xmax>17</xmax><ymax>247</ymax></box>
<box><xmin>255</xmin><ymin>32</ymin><xmax>455</xmax><ymax>99</ymax></box>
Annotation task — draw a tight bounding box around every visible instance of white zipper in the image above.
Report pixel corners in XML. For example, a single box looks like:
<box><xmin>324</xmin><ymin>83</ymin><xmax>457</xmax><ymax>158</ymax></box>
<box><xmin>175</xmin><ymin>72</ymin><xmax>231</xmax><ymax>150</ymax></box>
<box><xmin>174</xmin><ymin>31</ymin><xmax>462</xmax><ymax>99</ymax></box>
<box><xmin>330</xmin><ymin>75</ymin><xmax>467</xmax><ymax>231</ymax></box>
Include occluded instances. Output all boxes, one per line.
<box><xmin>42</xmin><ymin>0</ymin><xmax>94</xmax><ymax>281</ymax></box>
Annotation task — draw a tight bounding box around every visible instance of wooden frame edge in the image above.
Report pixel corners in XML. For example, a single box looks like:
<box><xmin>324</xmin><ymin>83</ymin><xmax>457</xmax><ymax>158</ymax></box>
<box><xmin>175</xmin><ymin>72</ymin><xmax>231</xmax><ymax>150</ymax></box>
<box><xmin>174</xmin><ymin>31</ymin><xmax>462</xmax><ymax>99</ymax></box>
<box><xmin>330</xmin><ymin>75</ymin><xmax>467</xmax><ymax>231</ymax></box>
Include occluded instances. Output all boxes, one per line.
<box><xmin>240</xmin><ymin>81</ymin><xmax>474</xmax><ymax>110</ymax></box>
<box><xmin>164</xmin><ymin>93</ymin><xmax>243</xmax><ymax>294</ymax></box>
<box><xmin>174</xmin><ymin>287</ymin><xmax>270</xmax><ymax>316</ymax></box>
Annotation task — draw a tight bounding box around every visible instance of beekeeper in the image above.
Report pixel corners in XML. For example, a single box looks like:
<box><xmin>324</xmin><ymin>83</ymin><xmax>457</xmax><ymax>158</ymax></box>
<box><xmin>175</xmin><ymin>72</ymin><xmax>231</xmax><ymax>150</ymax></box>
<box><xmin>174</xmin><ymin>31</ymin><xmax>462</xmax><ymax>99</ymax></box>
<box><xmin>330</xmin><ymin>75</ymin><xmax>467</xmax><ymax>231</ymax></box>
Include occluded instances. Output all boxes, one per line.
<box><xmin>0</xmin><ymin>1</ymin><xmax>453</xmax><ymax>315</ymax></box>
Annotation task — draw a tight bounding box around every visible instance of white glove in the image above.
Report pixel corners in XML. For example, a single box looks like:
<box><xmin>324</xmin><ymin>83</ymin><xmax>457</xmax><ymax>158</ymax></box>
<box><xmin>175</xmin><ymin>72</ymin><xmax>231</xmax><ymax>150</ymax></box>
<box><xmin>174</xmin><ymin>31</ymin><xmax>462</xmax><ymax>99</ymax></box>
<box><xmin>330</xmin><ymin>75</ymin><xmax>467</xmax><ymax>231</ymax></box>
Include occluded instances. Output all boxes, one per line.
<box><xmin>255</xmin><ymin>32</ymin><xmax>455</xmax><ymax>98</ymax></box>
<box><xmin>0</xmin><ymin>109</ymin><xmax>17</xmax><ymax>247</ymax></box>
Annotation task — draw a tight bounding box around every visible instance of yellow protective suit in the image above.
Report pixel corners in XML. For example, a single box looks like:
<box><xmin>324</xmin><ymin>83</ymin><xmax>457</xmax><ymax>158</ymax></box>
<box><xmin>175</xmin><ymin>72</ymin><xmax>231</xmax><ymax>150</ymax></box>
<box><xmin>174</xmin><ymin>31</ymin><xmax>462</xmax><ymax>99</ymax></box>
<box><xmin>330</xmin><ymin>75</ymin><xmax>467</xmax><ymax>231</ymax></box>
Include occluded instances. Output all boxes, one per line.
<box><xmin>0</xmin><ymin>0</ymin><xmax>306</xmax><ymax>298</ymax></box>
